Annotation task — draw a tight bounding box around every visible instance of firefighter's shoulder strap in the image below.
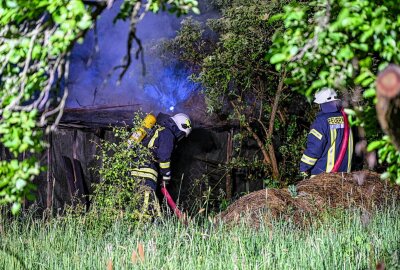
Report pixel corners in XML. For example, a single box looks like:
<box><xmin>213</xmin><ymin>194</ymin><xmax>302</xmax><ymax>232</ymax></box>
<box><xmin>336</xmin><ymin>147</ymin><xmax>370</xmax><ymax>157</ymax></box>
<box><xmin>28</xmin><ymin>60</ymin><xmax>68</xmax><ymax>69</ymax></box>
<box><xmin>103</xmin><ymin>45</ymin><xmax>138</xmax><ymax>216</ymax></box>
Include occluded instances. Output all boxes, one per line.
<box><xmin>147</xmin><ymin>126</ymin><xmax>165</xmax><ymax>148</ymax></box>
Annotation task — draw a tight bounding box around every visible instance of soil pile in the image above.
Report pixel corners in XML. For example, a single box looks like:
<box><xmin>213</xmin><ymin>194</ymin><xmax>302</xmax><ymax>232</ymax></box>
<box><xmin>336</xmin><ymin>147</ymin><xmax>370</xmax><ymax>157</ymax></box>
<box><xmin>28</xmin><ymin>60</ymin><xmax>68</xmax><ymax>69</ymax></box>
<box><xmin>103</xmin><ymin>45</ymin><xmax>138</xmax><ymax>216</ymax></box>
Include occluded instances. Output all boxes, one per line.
<box><xmin>217</xmin><ymin>171</ymin><xmax>400</xmax><ymax>227</ymax></box>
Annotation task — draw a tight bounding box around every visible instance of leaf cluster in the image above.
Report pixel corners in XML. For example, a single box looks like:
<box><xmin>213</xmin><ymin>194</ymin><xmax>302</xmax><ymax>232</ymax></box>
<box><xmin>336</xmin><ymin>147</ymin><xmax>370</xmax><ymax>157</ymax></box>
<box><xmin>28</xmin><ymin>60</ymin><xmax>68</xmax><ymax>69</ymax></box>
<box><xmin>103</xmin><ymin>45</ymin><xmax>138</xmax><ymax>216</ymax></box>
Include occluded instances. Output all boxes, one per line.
<box><xmin>0</xmin><ymin>0</ymin><xmax>94</xmax><ymax>213</ymax></box>
<box><xmin>90</xmin><ymin>115</ymin><xmax>156</xmax><ymax>224</ymax></box>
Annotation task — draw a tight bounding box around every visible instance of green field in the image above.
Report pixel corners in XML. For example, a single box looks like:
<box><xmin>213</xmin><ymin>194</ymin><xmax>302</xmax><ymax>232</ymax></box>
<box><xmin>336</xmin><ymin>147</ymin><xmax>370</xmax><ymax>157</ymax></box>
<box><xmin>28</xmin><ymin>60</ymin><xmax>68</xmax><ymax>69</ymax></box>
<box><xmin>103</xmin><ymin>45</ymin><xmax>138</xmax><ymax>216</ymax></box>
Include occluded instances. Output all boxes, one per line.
<box><xmin>1</xmin><ymin>206</ymin><xmax>400</xmax><ymax>269</ymax></box>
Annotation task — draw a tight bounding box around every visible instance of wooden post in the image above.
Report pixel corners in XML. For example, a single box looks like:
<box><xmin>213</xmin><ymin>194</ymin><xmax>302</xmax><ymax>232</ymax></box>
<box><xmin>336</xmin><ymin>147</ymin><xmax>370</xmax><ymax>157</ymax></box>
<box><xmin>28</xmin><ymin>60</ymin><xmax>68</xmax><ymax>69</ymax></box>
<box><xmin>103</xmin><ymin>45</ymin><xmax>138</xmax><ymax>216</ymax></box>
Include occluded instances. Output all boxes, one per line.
<box><xmin>46</xmin><ymin>133</ymin><xmax>53</xmax><ymax>210</ymax></box>
<box><xmin>376</xmin><ymin>64</ymin><xmax>400</xmax><ymax>151</ymax></box>
<box><xmin>225</xmin><ymin>129</ymin><xmax>233</xmax><ymax>200</ymax></box>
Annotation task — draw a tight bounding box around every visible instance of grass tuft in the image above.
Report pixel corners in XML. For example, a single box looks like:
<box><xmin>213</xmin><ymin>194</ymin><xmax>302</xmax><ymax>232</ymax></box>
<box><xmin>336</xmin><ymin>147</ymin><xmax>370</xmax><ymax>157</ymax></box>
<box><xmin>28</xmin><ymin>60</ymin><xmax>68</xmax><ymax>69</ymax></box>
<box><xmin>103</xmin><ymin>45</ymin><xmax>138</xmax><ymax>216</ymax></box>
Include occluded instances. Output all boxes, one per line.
<box><xmin>1</xmin><ymin>206</ymin><xmax>400</xmax><ymax>269</ymax></box>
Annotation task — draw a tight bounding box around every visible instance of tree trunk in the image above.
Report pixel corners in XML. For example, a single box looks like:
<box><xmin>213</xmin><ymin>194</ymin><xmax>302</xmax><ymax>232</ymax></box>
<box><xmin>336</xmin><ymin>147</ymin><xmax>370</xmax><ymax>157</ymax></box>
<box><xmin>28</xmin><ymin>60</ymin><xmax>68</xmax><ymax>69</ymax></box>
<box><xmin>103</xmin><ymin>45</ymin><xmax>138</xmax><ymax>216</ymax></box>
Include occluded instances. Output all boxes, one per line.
<box><xmin>376</xmin><ymin>64</ymin><xmax>400</xmax><ymax>151</ymax></box>
<box><xmin>231</xmin><ymin>101</ymin><xmax>279</xmax><ymax>180</ymax></box>
<box><xmin>265</xmin><ymin>70</ymin><xmax>286</xmax><ymax>180</ymax></box>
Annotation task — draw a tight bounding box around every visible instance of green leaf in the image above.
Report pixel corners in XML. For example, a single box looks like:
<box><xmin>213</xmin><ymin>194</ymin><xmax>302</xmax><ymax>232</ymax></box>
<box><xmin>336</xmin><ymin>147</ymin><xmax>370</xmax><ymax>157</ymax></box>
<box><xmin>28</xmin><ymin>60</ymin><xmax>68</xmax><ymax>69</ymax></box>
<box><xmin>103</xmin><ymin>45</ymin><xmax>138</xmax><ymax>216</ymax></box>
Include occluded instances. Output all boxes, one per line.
<box><xmin>192</xmin><ymin>7</ymin><xmax>200</xmax><ymax>15</ymax></box>
<box><xmin>344</xmin><ymin>109</ymin><xmax>356</xmax><ymax>116</ymax></box>
<box><xmin>6</xmin><ymin>0</ymin><xmax>17</xmax><ymax>8</ymax></box>
<box><xmin>269</xmin><ymin>13</ymin><xmax>284</xmax><ymax>23</ymax></box>
<box><xmin>15</xmin><ymin>179</ymin><xmax>26</xmax><ymax>190</ymax></box>
<box><xmin>270</xmin><ymin>53</ymin><xmax>287</xmax><ymax>64</ymax></box>
<box><xmin>361</xmin><ymin>77</ymin><xmax>375</xmax><ymax>87</ymax></box>
<box><xmin>367</xmin><ymin>140</ymin><xmax>385</xmax><ymax>152</ymax></box>
<box><xmin>350</xmin><ymin>43</ymin><xmax>368</xmax><ymax>52</ymax></box>
<box><xmin>360</xmin><ymin>29</ymin><xmax>374</xmax><ymax>43</ymax></box>
<box><xmin>381</xmin><ymin>172</ymin><xmax>391</xmax><ymax>180</ymax></box>
<box><xmin>11</xmin><ymin>202</ymin><xmax>21</xmax><ymax>215</ymax></box>
<box><xmin>77</xmin><ymin>14</ymin><xmax>92</xmax><ymax>30</ymax></box>
<box><xmin>337</xmin><ymin>45</ymin><xmax>354</xmax><ymax>60</ymax></box>
<box><xmin>363</xmin><ymin>88</ymin><xmax>376</xmax><ymax>98</ymax></box>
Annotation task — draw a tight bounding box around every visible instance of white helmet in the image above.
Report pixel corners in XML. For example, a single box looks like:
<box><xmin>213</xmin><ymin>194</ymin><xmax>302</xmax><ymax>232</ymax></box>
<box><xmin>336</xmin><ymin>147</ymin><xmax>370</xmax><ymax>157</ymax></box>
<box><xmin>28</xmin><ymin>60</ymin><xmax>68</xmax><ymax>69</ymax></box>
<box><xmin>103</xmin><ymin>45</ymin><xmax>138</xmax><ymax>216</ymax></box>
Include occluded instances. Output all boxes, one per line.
<box><xmin>171</xmin><ymin>113</ymin><xmax>192</xmax><ymax>137</ymax></box>
<box><xmin>314</xmin><ymin>87</ymin><xmax>339</xmax><ymax>104</ymax></box>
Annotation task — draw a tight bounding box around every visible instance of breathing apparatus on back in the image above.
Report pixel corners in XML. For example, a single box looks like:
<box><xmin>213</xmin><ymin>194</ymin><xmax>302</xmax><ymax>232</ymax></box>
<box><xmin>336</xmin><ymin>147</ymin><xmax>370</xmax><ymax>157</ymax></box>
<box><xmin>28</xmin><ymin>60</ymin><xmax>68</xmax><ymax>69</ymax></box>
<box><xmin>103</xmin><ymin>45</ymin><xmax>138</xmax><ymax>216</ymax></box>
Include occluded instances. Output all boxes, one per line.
<box><xmin>129</xmin><ymin>113</ymin><xmax>157</xmax><ymax>144</ymax></box>
<box><xmin>128</xmin><ymin>112</ymin><xmax>192</xmax><ymax>145</ymax></box>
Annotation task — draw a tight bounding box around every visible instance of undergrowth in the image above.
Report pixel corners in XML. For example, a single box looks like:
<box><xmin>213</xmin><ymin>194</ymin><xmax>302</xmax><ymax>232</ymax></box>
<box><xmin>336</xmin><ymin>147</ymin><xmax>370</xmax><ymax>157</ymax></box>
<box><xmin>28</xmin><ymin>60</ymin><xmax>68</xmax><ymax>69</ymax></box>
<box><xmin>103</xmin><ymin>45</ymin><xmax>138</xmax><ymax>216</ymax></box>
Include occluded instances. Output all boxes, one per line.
<box><xmin>1</xmin><ymin>206</ymin><xmax>399</xmax><ymax>269</ymax></box>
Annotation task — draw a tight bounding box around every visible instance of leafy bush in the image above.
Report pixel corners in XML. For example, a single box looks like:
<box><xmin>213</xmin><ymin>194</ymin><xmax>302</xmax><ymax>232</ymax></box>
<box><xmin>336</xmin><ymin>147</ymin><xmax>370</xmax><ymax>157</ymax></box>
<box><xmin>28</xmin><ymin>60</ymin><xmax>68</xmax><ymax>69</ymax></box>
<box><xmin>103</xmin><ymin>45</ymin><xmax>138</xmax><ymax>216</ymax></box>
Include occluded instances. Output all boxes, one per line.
<box><xmin>89</xmin><ymin>114</ymin><xmax>156</xmax><ymax>226</ymax></box>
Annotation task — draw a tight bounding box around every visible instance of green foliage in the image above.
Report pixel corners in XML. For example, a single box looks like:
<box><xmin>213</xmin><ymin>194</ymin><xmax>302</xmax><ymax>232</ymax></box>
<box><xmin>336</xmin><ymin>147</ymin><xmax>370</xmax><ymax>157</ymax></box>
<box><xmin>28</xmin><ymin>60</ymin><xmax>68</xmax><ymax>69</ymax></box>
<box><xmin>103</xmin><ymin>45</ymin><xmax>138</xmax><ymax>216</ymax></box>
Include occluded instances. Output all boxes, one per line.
<box><xmin>117</xmin><ymin>0</ymin><xmax>200</xmax><ymax>21</ymax></box>
<box><xmin>368</xmin><ymin>136</ymin><xmax>400</xmax><ymax>184</ymax></box>
<box><xmin>0</xmin><ymin>0</ymin><xmax>199</xmax><ymax>213</ymax></box>
<box><xmin>0</xmin><ymin>109</ymin><xmax>44</xmax><ymax>211</ymax></box>
<box><xmin>197</xmin><ymin>0</ymin><xmax>286</xmax><ymax>111</ymax></box>
<box><xmin>91</xmin><ymin>116</ymin><xmax>155</xmax><ymax>225</ymax></box>
<box><xmin>165</xmin><ymin>0</ymin><xmax>307</xmax><ymax>184</ymax></box>
<box><xmin>269</xmin><ymin>0</ymin><xmax>400</xmax><ymax>182</ymax></box>
<box><xmin>288</xmin><ymin>184</ymin><xmax>297</xmax><ymax>198</ymax></box>
<box><xmin>0</xmin><ymin>0</ymin><xmax>93</xmax><ymax>213</ymax></box>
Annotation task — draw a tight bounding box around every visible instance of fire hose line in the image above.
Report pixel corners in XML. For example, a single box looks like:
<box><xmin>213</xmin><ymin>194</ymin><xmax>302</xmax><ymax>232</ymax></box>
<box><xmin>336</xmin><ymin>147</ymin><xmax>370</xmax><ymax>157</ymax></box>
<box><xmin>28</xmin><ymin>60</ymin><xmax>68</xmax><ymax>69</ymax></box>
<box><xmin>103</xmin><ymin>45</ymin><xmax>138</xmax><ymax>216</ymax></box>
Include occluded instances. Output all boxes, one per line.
<box><xmin>331</xmin><ymin>109</ymin><xmax>350</xmax><ymax>173</ymax></box>
<box><xmin>161</xmin><ymin>185</ymin><xmax>184</xmax><ymax>221</ymax></box>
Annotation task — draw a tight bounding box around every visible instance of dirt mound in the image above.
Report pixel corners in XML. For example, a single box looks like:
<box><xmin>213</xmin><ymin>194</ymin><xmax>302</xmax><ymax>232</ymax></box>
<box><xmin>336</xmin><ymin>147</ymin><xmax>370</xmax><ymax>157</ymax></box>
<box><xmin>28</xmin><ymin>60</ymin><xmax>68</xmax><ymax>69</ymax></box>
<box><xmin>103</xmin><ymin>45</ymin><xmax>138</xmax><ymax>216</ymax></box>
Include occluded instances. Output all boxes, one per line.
<box><xmin>217</xmin><ymin>171</ymin><xmax>400</xmax><ymax>227</ymax></box>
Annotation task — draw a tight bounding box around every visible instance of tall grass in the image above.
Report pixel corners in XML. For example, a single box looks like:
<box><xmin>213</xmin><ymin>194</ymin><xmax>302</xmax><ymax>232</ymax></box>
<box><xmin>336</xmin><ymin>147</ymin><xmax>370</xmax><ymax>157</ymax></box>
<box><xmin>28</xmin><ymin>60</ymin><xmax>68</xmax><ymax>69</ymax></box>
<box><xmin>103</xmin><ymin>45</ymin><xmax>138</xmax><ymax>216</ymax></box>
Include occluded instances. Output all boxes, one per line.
<box><xmin>1</xmin><ymin>206</ymin><xmax>399</xmax><ymax>269</ymax></box>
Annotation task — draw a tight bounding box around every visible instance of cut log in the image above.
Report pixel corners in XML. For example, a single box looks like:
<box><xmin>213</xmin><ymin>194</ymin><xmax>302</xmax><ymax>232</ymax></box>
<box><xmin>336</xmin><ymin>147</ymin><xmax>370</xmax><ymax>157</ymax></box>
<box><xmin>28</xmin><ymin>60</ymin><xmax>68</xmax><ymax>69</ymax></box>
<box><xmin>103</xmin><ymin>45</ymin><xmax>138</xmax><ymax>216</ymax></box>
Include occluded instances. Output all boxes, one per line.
<box><xmin>376</xmin><ymin>64</ymin><xmax>400</xmax><ymax>151</ymax></box>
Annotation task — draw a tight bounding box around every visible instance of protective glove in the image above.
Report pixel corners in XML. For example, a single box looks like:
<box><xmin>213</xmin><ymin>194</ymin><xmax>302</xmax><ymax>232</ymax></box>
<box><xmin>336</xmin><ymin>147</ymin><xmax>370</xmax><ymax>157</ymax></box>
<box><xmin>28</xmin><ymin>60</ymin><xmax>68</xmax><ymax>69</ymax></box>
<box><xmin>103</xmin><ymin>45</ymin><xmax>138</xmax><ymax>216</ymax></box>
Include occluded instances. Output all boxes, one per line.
<box><xmin>299</xmin><ymin>171</ymin><xmax>309</xmax><ymax>179</ymax></box>
<box><xmin>162</xmin><ymin>175</ymin><xmax>171</xmax><ymax>186</ymax></box>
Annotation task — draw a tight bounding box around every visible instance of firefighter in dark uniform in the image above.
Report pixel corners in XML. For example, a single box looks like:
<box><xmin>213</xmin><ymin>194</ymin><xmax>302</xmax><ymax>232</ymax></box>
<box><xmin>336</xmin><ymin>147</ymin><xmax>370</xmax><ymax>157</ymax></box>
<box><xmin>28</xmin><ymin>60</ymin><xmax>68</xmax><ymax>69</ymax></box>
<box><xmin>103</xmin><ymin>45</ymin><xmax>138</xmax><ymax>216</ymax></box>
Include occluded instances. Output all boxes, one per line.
<box><xmin>131</xmin><ymin>113</ymin><xmax>192</xmax><ymax>217</ymax></box>
<box><xmin>300</xmin><ymin>88</ymin><xmax>353</xmax><ymax>177</ymax></box>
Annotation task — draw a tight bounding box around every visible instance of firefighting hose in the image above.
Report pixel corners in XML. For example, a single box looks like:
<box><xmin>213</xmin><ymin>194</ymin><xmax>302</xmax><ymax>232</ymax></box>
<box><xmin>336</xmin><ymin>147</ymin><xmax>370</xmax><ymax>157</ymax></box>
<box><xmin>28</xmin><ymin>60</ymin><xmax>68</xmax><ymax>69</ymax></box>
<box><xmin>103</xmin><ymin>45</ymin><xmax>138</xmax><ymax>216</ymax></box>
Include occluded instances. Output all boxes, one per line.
<box><xmin>161</xmin><ymin>184</ymin><xmax>184</xmax><ymax>220</ymax></box>
<box><xmin>331</xmin><ymin>109</ymin><xmax>350</xmax><ymax>173</ymax></box>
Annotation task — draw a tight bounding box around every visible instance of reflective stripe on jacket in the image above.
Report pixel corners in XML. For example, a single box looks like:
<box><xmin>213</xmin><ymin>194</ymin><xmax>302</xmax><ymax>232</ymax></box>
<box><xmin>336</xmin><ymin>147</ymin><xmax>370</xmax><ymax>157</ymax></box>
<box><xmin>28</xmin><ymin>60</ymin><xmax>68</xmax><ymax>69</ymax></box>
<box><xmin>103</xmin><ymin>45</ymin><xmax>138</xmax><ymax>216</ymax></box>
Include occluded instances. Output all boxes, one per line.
<box><xmin>300</xmin><ymin>111</ymin><xmax>353</xmax><ymax>175</ymax></box>
<box><xmin>132</xmin><ymin>119</ymin><xmax>176</xmax><ymax>184</ymax></box>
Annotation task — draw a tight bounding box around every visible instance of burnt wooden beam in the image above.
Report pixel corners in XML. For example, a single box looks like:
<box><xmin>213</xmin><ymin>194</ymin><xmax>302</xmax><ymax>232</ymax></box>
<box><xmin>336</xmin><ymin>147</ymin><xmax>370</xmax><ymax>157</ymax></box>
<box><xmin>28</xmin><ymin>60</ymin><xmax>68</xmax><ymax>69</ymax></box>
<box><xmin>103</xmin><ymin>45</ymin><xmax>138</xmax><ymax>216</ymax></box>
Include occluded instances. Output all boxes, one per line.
<box><xmin>225</xmin><ymin>129</ymin><xmax>233</xmax><ymax>200</ymax></box>
<box><xmin>63</xmin><ymin>156</ymin><xmax>77</xmax><ymax>200</ymax></box>
<box><xmin>63</xmin><ymin>104</ymin><xmax>141</xmax><ymax>112</ymax></box>
<box><xmin>46</xmin><ymin>133</ymin><xmax>54</xmax><ymax>210</ymax></box>
<box><xmin>192</xmin><ymin>156</ymin><xmax>223</xmax><ymax>166</ymax></box>
<box><xmin>73</xmin><ymin>159</ymin><xmax>91</xmax><ymax>210</ymax></box>
<box><xmin>376</xmin><ymin>64</ymin><xmax>400</xmax><ymax>150</ymax></box>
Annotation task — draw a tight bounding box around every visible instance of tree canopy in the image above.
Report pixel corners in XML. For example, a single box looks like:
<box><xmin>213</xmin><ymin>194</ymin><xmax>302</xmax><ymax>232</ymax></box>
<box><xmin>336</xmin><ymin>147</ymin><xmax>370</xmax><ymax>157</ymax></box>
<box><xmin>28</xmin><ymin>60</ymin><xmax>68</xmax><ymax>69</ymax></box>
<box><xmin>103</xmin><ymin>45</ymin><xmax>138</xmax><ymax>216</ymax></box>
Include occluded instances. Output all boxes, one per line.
<box><xmin>165</xmin><ymin>0</ymin><xmax>308</xmax><ymax>183</ymax></box>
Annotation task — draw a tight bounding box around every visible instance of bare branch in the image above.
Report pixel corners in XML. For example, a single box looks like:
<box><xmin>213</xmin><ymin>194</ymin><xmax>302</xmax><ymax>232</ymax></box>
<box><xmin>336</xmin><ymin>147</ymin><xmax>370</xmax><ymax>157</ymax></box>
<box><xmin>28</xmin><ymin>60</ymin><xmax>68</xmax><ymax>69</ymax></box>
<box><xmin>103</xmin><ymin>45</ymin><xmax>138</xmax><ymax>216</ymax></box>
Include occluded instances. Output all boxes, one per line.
<box><xmin>5</xmin><ymin>16</ymin><xmax>44</xmax><ymax>110</ymax></box>
<box><xmin>114</xmin><ymin>1</ymin><xmax>150</xmax><ymax>84</ymax></box>
<box><xmin>52</xmin><ymin>57</ymin><xmax>71</xmax><ymax>130</ymax></box>
<box><xmin>38</xmin><ymin>55</ymin><xmax>70</xmax><ymax>130</ymax></box>
<box><xmin>268</xmin><ymin>70</ymin><xmax>286</xmax><ymax>138</ymax></box>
